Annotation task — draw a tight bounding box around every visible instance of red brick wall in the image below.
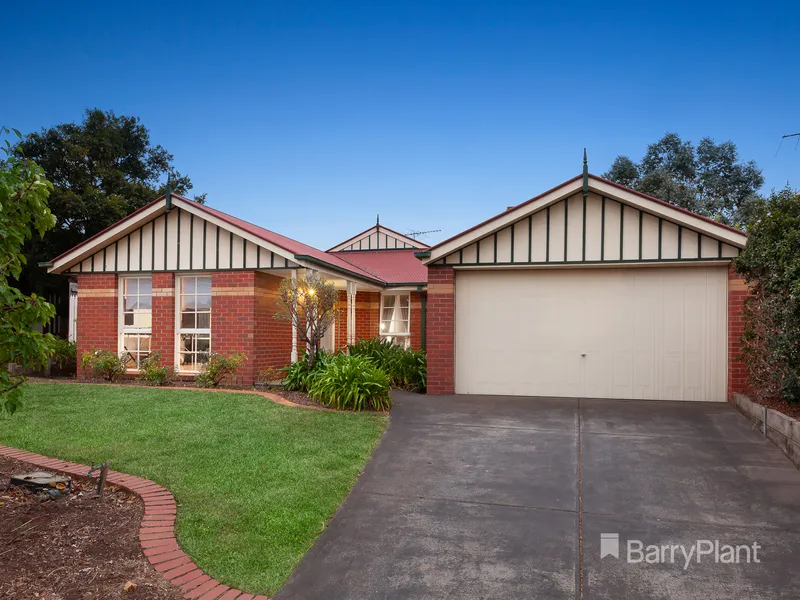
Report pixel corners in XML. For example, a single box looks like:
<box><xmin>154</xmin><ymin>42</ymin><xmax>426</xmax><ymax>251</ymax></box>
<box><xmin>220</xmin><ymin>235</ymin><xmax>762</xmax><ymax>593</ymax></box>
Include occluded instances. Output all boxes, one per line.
<box><xmin>728</xmin><ymin>262</ymin><xmax>749</xmax><ymax>400</ymax></box>
<box><xmin>151</xmin><ymin>272</ymin><xmax>175</xmax><ymax>364</ymax></box>
<box><xmin>334</xmin><ymin>290</ymin><xmax>425</xmax><ymax>351</ymax></box>
<box><xmin>76</xmin><ymin>273</ymin><xmax>118</xmax><ymax>378</ymax></box>
<box><xmin>409</xmin><ymin>291</ymin><xmax>424</xmax><ymax>351</ymax></box>
<box><xmin>335</xmin><ymin>290</ymin><xmax>348</xmax><ymax>350</ymax></box>
<box><xmin>253</xmin><ymin>272</ymin><xmax>292</xmax><ymax>376</ymax></box>
<box><xmin>426</xmin><ymin>266</ymin><xmax>455</xmax><ymax>394</ymax></box>
<box><xmin>355</xmin><ymin>292</ymin><xmax>380</xmax><ymax>341</ymax></box>
<box><xmin>211</xmin><ymin>271</ymin><xmax>257</xmax><ymax>384</ymax></box>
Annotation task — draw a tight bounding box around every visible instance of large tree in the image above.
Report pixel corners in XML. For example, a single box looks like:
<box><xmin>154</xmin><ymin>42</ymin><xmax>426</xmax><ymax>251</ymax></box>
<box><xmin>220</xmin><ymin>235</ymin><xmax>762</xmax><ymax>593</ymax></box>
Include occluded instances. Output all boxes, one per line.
<box><xmin>604</xmin><ymin>133</ymin><xmax>764</xmax><ymax>227</ymax></box>
<box><xmin>13</xmin><ymin>109</ymin><xmax>204</xmax><ymax>297</ymax></box>
<box><xmin>0</xmin><ymin>128</ymin><xmax>57</xmax><ymax>413</ymax></box>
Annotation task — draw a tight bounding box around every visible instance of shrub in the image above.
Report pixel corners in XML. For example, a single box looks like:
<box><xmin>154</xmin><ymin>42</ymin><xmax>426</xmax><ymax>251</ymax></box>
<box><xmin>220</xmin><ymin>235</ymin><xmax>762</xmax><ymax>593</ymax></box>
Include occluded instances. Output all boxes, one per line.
<box><xmin>735</xmin><ymin>186</ymin><xmax>800</xmax><ymax>403</ymax></box>
<box><xmin>282</xmin><ymin>350</ymin><xmax>330</xmax><ymax>392</ymax></box>
<box><xmin>80</xmin><ymin>349</ymin><xmax>126</xmax><ymax>382</ymax></box>
<box><xmin>307</xmin><ymin>353</ymin><xmax>391</xmax><ymax>411</ymax></box>
<box><xmin>348</xmin><ymin>338</ymin><xmax>427</xmax><ymax>392</ymax></box>
<box><xmin>137</xmin><ymin>352</ymin><xmax>175</xmax><ymax>386</ymax></box>
<box><xmin>196</xmin><ymin>352</ymin><xmax>247</xmax><ymax>388</ymax></box>
<box><xmin>257</xmin><ymin>365</ymin><xmax>285</xmax><ymax>389</ymax></box>
<box><xmin>51</xmin><ymin>338</ymin><xmax>77</xmax><ymax>372</ymax></box>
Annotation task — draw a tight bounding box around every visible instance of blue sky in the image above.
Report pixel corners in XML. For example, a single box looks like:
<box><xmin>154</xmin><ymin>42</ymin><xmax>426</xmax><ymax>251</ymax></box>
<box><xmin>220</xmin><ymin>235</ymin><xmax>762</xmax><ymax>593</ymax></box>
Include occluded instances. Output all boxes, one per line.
<box><xmin>4</xmin><ymin>1</ymin><xmax>798</xmax><ymax>248</ymax></box>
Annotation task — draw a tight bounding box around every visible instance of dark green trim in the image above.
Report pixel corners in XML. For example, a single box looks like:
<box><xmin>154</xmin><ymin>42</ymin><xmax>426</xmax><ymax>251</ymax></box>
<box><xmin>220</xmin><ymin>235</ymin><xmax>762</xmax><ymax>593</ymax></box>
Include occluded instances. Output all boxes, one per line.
<box><xmin>658</xmin><ymin>219</ymin><xmax>662</xmax><ymax>260</ymax></box>
<box><xmin>115</xmin><ymin>240</ymin><xmax>119</xmax><ymax>271</ymax></box>
<box><xmin>510</xmin><ymin>223</ymin><xmax>515</xmax><ymax>262</ymax></box>
<box><xmin>697</xmin><ymin>231</ymin><xmax>702</xmax><ymax>258</ymax></box>
<box><xmin>546</xmin><ymin>206</ymin><xmax>551</xmax><ymax>262</ymax></box>
<box><xmin>638</xmin><ymin>210</ymin><xmax>643</xmax><ymax>260</ymax></box>
<box><xmin>176</xmin><ymin>207</ymin><xmax>181</xmax><ymax>269</ymax></box>
<box><xmin>202</xmin><ymin>220</ymin><xmax>207</xmax><ymax>269</ymax></box>
<box><xmin>284</xmin><ymin>257</ymin><xmax>288</xmax><ymax>268</ymax></box>
<box><xmin>368</xmin><ymin>233</ymin><xmax>371</xmax><ymax>249</ymax></box>
<box><xmin>103</xmin><ymin>247</ymin><xmax>107</xmax><ymax>271</ymax></box>
<box><xmin>384</xmin><ymin>281</ymin><xmax>428</xmax><ymax>287</ymax></box>
<box><xmin>126</xmin><ymin>234</ymin><xmax>131</xmax><ymax>272</ymax></box>
<box><xmin>189</xmin><ymin>213</ymin><xmax>194</xmax><ymax>269</ymax></box>
<box><xmin>418</xmin><ymin>285</ymin><xmax>427</xmax><ymax>352</ymax></box>
<box><xmin>151</xmin><ymin>221</ymin><xmax>156</xmax><ymax>271</ymax></box>
<box><xmin>454</xmin><ymin>257</ymin><xmax>732</xmax><ymax>267</ymax></box>
<box><xmin>79</xmin><ymin>259</ymin><xmax>83</xmax><ymax>273</ymax></box>
<box><xmin>476</xmin><ymin>238</ymin><xmax>481</xmax><ymax>264</ymax></box>
<box><xmin>215</xmin><ymin>226</ymin><xmax>220</xmax><ymax>269</ymax></box>
<box><xmin>164</xmin><ymin>212</ymin><xmax>169</xmax><ymax>271</ymax></box>
<box><xmin>563</xmin><ymin>198</ymin><xmax>569</xmax><ymax>261</ymax></box>
<box><xmin>582</xmin><ymin>194</ymin><xmax>587</xmax><ymax>261</ymax></box>
<box><xmin>257</xmin><ymin>245</ymin><xmax>261</xmax><ymax>268</ymax></box>
<box><xmin>493</xmin><ymin>232</ymin><xmax>498</xmax><ymax>264</ymax></box>
<box><xmin>678</xmin><ymin>226</ymin><xmax>682</xmax><ymax>259</ymax></box>
<box><xmin>528</xmin><ymin>215</ymin><xmax>533</xmax><ymax>262</ymax></box>
<box><xmin>414</xmin><ymin>251</ymin><xmax>431</xmax><ymax>259</ymax></box>
<box><xmin>37</xmin><ymin>261</ymin><xmax>54</xmax><ymax>268</ymax></box>
<box><xmin>619</xmin><ymin>203</ymin><xmax>624</xmax><ymax>260</ymax></box>
<box><xmin>718</xmin><ymin>240</ymin><xmax>722</xmax><ymax>259</ymax></box>
<box><xmin>242</xmin><ymin>238</ymin><xmax>247</xmax><ymax>268</ymax></box>
<box><xmin>229</xmin><ymin>231</ymin><xmax>233</xmax><ymax>269</ymax></box>
<box><xmin>270</xmin><ymin>250</ymin><xmax>275</xmax><ymax>268</ymax></box>
<box><xmin>600</xmin><ymin>197</ymin><xmax>605</xmax><ymax>261</ymax></box>
<box><xmin>459</xmin><ymin>249</ymin><xmax>463</xmax><ymax>263</ymax></box>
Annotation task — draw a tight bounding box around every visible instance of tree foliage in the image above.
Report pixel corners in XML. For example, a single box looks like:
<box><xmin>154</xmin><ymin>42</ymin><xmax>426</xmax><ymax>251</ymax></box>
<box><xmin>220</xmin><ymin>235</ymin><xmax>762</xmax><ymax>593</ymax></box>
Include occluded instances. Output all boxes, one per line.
<box><xmin>0</xmin><ymin>128</ymin><xmax>57</xmax><ymax>413</ymax></box>
<box><xmin>604</xmin><ymin>133</ymin><xmax>764</xmax><ymax>227</ymax></box>
<box><xmin>734</xmin><ymin>186</ymin><xmax>800</xmax><ymax>402</ymax></box>
<box><xmin>275</xmin><ymin>273</ymin><xmax>339</xmax><ymax>368</ymax></box>
<box><xmin>14</xmin><ymin>109</ymin><xmax>204</xmax><ymax>295</ymax></box>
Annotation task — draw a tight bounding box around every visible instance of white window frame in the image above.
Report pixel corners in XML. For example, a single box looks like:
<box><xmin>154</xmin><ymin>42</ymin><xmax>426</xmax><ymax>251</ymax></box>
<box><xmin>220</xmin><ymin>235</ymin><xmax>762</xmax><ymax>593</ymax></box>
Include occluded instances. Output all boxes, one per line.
<box><xmin>379</xmin><ymin>292</ymin><xmax>411</xmax><ymax>349</ymax></box>
<box><xmin>118</xmin><ymin>275</ymin><xmax>153</xmax><ymax>372</ymax></box>
<box><xmin>175</xmin><ymin>274</ymin><xmax>212</xmax><ymax>374</ymax></box>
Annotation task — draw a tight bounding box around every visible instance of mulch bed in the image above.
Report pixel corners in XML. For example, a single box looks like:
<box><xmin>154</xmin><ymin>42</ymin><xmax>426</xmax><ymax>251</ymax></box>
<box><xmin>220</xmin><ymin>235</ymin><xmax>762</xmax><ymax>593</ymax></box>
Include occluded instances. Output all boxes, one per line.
<box><xmin>267</xmin><ymin>389</ymin><xmax>324</xmax><ymax>408</ymax></box>
<box><xmin>759</xmin><ymin>397</ymin><xmax>800</xmax><ymax>421</ymax></box>
<box><xmin>0</xmin><ymin>455</ymin><xmax>182</xmax><ymax>600</ymax></box>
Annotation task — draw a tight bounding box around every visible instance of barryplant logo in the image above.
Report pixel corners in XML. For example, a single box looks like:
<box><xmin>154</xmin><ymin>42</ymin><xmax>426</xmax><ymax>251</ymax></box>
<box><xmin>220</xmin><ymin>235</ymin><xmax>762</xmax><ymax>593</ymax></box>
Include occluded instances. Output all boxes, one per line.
<box><xmin>600</xmin><ymin>533</ymin><xmax>761</xmax><ymax>570</ymax></box>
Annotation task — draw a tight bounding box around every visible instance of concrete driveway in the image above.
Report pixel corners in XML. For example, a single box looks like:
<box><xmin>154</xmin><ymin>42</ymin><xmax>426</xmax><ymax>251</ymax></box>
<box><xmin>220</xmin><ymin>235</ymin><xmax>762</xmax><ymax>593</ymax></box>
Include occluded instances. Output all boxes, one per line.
<box><xmin>275</xmin><ymin>393</ymin><xmax>800</xmax><ymax>599</ymax></box>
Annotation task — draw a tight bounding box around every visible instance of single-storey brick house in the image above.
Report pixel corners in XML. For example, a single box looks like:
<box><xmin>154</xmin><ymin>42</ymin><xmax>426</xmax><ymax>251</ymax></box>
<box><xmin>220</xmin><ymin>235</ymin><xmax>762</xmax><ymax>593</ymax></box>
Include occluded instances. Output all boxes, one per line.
<box><xmin>48</xmin><ymin>193</ymin><xmax>429</xmax><ymax>385</ymax></box>
<box><xmin>50</xmin><ymin>171</ymin><xmax>749</xmax><ymax>402</ymax></box>
<box><xmin>418</xmin><ymin>173</ymin><xmax>749</xmax><ymax>402</ymax></box>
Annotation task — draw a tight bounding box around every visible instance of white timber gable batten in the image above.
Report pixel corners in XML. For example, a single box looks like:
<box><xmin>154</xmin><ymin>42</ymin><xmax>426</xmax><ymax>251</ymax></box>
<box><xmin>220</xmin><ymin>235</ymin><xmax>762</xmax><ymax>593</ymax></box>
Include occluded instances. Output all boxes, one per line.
<box><xmin>328</xmin><ymin>224</ymin><xmax>429</xmax><ymax>252</ymax></box>
<box><xmin>49</xmin><ymin>195</ymin><xmax>301</xmax><ymax>275</ymax></box>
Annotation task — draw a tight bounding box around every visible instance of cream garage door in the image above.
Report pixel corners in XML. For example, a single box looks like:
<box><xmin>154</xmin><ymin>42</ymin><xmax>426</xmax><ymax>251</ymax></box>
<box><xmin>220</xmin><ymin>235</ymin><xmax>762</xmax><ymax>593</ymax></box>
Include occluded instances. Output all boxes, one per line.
<box><xmin>455</xmin><ymin>267</ymin><xmax>727</xmax><ymax>401</ymax></box>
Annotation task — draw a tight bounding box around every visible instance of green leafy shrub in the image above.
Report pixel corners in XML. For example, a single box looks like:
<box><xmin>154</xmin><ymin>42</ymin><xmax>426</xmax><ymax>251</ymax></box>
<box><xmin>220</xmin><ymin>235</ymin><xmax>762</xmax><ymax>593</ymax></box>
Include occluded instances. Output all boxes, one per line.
<box><xmin>257</xmin><ymin>365</ymin><xmax>285</xmax><ymax>389</ymax></box>
<box><xmin>282</xmin><ymin>350</ymin><xmax>330</xmax><ymax>392</ymax></box>
<box><xmin>348</xmin><ymin>338</ymin><xmax>427</xmax><ymax>392</ymax></box>
<box><xmin>196</xmin><ymin>352</ymin><xmax>247</xmax><ymax>388</ymax></box>
<box><xmin>137</xmin><ymin>352</ymin><xmax>175</xmax><ymax>386</ymax></box>
<box><xmin>307</xmin><ymin>353</ymin><xmax>391</xmax><ymax>411</ymax></box>
<box><xmin>80</xmin><ymin>349</ymin><xmax>126</xmax><ymax>382</ymax></box>
<box><xmin>735</xmin><ymin>186</ymin><xmax>800</xmax><ymax>403</ymax></box>
<box><xmin>51</xmin><ymin>338</ymin><xmax>77</xmax><ymax>372</ymax></box>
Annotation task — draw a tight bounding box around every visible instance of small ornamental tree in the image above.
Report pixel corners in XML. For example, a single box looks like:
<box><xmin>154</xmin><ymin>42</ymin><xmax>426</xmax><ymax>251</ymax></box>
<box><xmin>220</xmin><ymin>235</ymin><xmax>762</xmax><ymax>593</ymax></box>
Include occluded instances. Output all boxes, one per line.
<box><xmin>0</xmin><ymin>128</ymin><xmax>57</xmax><ymax>413</ymax></box>
<box><xmin>734</xmin><ymin>186</ymin><xmax>800</xmax><ymax>403</ymax></box>
<box><xmin>275</xmin><ymin>272</ymin><xmax>339</xmax><ymax>368</ymax></box>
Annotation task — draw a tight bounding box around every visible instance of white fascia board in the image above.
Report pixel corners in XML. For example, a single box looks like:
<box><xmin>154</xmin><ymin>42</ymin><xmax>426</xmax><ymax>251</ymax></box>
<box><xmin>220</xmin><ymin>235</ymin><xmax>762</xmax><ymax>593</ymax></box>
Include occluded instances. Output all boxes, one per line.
<box><xmin>172</xmin><ymin>198</ymin><xmax>300</xmax><ymax>266</ymax></box>
<box><xmin>49</xmin><ymin>201</ymin><xmax>167</xmax><ymax>273</ymax></box>
<box><xmin>423</xmin><ymin>179</ymin><xmax>583</xmax><ymax>264</ymax></box>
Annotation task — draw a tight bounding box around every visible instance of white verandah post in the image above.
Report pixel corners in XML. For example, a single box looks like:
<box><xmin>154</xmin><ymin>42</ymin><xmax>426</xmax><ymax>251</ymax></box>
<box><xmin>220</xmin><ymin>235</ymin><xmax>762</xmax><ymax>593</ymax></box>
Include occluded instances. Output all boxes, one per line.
<box><xmin>346</xmin><ymin>281</ymin><xmax>357</xmax><ymax>347</ymax></box>
<box><xmin>290</xmin><ymin>269</ymin><xmax>298</xmax><ymax>363</ymax></box>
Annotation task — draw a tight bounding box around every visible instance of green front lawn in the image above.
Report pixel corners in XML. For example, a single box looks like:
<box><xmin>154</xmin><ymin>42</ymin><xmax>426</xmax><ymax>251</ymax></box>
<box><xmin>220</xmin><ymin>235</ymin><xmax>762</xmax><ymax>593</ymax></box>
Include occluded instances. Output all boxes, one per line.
<box><xmin>0</xmin><ymin>383</ymin><xmax>387</xmax><ymax>595</ymax></box>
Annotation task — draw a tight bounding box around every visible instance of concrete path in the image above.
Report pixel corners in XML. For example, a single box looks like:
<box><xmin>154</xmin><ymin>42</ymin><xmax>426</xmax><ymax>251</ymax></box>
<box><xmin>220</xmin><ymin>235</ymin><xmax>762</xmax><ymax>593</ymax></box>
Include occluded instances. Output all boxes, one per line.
<box><xmin>275</xmin><ymin>393</ymin><xmax>800</xmax><ymax>599</ymax></box>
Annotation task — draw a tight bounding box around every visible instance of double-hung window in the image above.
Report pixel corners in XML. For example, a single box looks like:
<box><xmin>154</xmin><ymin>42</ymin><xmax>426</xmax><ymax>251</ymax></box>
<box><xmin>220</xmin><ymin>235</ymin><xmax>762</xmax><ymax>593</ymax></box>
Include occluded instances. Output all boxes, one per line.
<box><xmin>379</xmin><ymin>293</ymin><xmax>410</xmax><ymax>348</ymax></box>
<box><xmin>120</xmin><ymin>277</ymin><xmax>152</xmax><ymax>370</ymax></box>
<box><xmin>177</xmin><ymin>275</ymin><xmax>212</xmax><ymax>372</ymax></box>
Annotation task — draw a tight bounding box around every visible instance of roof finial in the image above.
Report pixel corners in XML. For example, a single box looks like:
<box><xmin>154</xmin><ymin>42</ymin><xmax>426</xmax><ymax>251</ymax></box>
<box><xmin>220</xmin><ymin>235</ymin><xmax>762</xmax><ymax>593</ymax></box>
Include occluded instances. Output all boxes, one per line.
<box><xmin>165</xmin><ymin>173</ymin><xmax>172</xmax><ymax>213</ymax></box>
<box><xmin>376</xmin><ymin>214</ymin><xmax>380</xmax><ymax>226</ymax></box>
<box><xmin>582</xmin><ymin>148</ymin><xmax>589</xmax><ymax>201</ymax></box>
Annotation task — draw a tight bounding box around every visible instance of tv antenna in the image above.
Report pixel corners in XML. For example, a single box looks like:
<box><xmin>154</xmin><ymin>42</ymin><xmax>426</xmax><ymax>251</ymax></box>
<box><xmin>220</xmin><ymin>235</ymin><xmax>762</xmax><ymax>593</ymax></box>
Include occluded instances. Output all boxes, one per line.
<box><xmin>776</xmin><ymin>132</ymin><xmax>800</xmax><ymax>156</ymax></box>
<box><xmin>406</xmin><ymin>228</ymin><xmax>441</xmax><ymax>240</ymax></box>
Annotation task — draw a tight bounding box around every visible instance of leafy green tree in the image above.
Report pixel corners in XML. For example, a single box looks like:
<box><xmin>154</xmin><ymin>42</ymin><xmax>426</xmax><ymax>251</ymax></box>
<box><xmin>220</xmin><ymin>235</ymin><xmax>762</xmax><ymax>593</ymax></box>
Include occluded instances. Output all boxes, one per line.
<box><xmin>0</xmin><ymin>128</ymin><xmax>57</xmax><ymax>413</ymax></box>
<box><xmin>604</xmin><ymin>133</ymin><xmax>764</xmax><ymax>227</ymax></box>
<box><xmin>735</xmin><ymin>186</ymin><xmax>800</xmax><ymax>402</ymax></box>
<box><xmin>14</xmin><ymin>109</ymin><xmax>204</xmax><ymax>297</ymax></box>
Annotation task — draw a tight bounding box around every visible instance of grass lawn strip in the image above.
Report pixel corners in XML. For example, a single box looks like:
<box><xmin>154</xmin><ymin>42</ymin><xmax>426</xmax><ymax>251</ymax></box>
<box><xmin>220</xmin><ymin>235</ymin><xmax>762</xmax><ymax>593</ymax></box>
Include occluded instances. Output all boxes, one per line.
<box><xmin>0</xmin><ymin>383</ymin><xmax>387</xmax><ymax>596</ymax></box>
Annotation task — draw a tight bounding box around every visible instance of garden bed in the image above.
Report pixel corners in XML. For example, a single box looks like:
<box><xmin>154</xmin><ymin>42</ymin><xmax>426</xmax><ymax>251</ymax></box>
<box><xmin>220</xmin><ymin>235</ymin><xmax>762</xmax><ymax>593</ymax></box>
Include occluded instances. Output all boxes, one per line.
<box><xmin>0</xmin><ymin>454</ymin><xmax>181</xmax><ymax>600</ymax></box>
<box><xmin>758</xmin><ymin>397</ymin><xmax>800</xmax><ymax>421</ymax></box>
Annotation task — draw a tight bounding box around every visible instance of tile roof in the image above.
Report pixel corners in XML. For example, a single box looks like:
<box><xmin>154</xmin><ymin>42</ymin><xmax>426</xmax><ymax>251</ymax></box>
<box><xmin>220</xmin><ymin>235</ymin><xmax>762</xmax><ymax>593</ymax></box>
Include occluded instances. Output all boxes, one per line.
<box><xmin>332</xmin><ymin>249</ymin><xmax>428</xmax><ymax>284</ymax></box>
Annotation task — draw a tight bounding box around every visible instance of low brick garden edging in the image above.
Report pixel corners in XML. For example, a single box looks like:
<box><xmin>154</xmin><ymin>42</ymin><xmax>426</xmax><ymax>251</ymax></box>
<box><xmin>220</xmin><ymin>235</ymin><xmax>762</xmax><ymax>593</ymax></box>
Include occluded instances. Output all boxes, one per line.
<box><xmin>733</xmin><ymin>393</ymin><xmax>800</xmax><ymax>469</ymax></box>
<box><xmin>0</xmin><ymin>444</ymin><xmax>269</xmax><ymax>600</ymax></box>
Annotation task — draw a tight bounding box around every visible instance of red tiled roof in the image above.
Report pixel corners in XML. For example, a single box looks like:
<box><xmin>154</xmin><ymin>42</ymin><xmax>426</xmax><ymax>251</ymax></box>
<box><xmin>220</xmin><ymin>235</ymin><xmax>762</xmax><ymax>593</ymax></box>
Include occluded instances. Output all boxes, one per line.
<box><xmin>332</xmin><ymin>249</ymin><xmax>428</xmax><ymax>284</ymax></box>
